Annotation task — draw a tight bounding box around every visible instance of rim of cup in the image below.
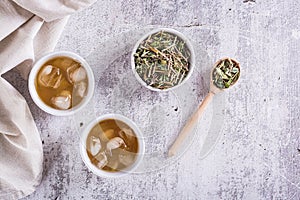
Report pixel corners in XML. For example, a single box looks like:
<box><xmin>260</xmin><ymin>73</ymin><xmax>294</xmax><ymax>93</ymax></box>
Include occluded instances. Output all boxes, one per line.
<box><xmin>131</xmin><ymin>28</ymin><xmax>195</xmax><ymax>92</ymax></box>
<box><xmin>28</xmin><ymin>51</ymin><xmax>95</xmax><ymax>116</ymax></box>
<box><xmin>79</xmin><ymin>114</ymin><xmax>145</xmax><ymax>178</ymax></box>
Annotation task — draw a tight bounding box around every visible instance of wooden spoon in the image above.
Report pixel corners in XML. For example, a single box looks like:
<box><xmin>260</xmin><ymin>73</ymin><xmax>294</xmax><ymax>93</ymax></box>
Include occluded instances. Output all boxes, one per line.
<box><xmin>168</xmin><ymin>57</ymin><xmax>240</xmax><ymax>157</ymax></box>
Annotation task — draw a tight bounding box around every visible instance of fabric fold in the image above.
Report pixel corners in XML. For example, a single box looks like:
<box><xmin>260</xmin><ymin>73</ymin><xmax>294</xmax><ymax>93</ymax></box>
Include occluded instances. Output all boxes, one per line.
<box><xmin>0</xmin><ymin>16</ymin><xmax>43</xmax><ymax>76</ymax></box>
<box><xmin>13</xmin><ymin>0</ymin><xmax>96</xmax><ymax>22</ymax></box>
<box><xmin>0</xmin><ymin>0</ymin><xmax>33</xmax><ymax>41</ymax></box>
<box><xmin>0</xmin><ymin>0</ymin><xmax>97</xmax><ymax>199</ymax></box>
<box><xmin>0</xmin><ymin>78</ymin><xmax>43</xmax><ymax>199</ymax></box>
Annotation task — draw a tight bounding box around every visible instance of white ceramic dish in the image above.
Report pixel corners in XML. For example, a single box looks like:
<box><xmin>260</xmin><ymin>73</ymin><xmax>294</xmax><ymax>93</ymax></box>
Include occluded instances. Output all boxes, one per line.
<box><xmin>80</xmin><ymin>114</ymin><xmax>145</xmax><ymax>178</ymax></box>
<box><xmin>28</xmin><ymin>51</ymin><xmax>95</xmax><ymax>116</ymax></box>
<box><xmin>131</xmin><ymin>28</ymin><xmax>195</xmax><ymax>92</ymax></box>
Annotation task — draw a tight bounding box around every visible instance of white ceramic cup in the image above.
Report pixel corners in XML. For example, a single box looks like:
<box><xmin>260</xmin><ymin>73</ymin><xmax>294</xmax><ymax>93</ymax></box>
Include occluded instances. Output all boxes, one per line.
<box><xmin>131</xmin><ymin>28</ymin><xmax>195</xmax><ymax>92</ymax></box>
<box><xmin>28</xmin><ymin>51</ymin><xmax>95</xmax><ymax>116</ymax></box>
<box><xmin>80</xmin><ymin>114</ymin><xmax>145</xmax><ymax>178</ymax></box>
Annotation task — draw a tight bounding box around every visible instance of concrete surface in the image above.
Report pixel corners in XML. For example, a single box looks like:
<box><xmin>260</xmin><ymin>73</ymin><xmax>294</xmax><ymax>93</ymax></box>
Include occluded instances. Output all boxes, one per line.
<box><xmin>4</xmin><ymin>0</ymin><xmax>300</xmax><ymax>199</ymax></box>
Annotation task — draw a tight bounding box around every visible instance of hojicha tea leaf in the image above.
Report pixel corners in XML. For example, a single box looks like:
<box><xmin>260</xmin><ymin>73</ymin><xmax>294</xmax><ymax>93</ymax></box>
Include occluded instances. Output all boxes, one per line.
<box><xmin>134</xmin><ymin>31</ymin><xmax>191</xmax><ymax>90</ymax></box>
<box><xmin>212</xmin><ymin>58</ymin><xmax>240</xmax><ymax>89</ymax></box>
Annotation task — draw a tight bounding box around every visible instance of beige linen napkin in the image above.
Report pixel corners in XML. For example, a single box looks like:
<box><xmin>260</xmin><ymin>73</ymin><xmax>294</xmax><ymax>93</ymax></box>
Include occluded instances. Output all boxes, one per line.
<box><xmin>0</xmin><ymin>0</ymin><xmax>96</xmax><ymax>199</ymax></box>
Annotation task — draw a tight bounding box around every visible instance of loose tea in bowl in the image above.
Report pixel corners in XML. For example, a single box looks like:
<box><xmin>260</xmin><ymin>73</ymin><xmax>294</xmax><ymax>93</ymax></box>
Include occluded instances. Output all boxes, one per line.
<box><xmin>131</xmin><ymin>28</ymin><xmax>195</xmax><ymax>91</ymax></box>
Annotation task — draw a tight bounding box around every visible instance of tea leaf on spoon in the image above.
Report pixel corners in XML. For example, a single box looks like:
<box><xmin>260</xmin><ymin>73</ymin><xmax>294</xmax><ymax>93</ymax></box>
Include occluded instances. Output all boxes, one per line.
<box><xmin>213</xmin><ymin>58</ymin><xmax>240</xmax><ymax>89</ymax></box>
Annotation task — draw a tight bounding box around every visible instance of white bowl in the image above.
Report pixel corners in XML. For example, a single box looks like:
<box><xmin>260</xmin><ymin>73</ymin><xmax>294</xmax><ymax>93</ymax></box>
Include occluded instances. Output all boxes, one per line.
<box><xmin>80</xmin><ymin>114</ymin><xmax>145</xmax><ymax>178</ymax></box>
<box><xmin>131</xmin><ymin>28</ymin><xmax>195</xmax><ymax>92</ymax></box>
<box><xmin>28</xmin><ymin>51</ymin><xmax>95</xmax><ymax>116</ymax></box>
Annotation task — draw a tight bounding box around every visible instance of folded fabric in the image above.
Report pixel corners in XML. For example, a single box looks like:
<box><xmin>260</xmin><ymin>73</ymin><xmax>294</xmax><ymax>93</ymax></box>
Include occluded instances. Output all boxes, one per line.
<box><xmin>0</xmin><ymin>0</ymin><xmax>96</xmax><ymax>199</ymax></box>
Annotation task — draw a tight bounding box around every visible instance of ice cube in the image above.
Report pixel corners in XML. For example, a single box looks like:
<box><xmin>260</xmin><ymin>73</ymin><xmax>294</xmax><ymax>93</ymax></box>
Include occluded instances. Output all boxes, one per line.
<box><xmin>66</xmin><ymin>63</ymin><xmax>78</xmax><ymax>83</ymax></box>
<box><xmin>74</xmin><ymin>81</ymin><xmax>87</xmax><ymax>98</ymax></box>
<box><xmin>95</xmin><ymin>152</ymin><xmax>108</xmax><ymax>169</ymax></box>
<box><xmin>106</xmin><ymin>137</ymin><xmax>126</xmax><ymax>156</ymax></box>
<box><xmin>90</xmin><ymin>136</ymin><xmax>101</xmax><ymax>156</ymax></box>
<box><xmin>70</xmin><ymin>67</ymin><xmax>87</xmax><ymax>83</ymax></box>
<box><xmin>38</xmin><ymin>65</ymin><xmax>62</xmax><ymax>89</ymax></box>
<box><xmin>119</xmin><ymin>152</ymin><xmax>135</xmax><ymax>166</ymax></box>
<box><xmin>51</xmin><ymin>90</ymin><xmax>71</xmax><ymax>110</ymax></box>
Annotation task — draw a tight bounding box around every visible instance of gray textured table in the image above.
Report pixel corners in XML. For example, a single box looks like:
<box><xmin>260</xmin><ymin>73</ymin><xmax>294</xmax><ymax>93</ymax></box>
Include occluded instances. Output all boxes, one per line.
<box><xmin>4</xmin><ymin>0</ymin><xmax>300</xmax><ymax>199</ymax></box>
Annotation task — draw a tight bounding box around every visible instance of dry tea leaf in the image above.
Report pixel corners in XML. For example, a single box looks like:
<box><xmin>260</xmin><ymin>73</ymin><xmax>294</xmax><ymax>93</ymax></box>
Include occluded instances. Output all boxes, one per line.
<box><xmin>212</xmin><ymin>58</ymin><xmax>240</xmax><ymax>89</ymax></box>
<box><xmin>134</xmin><ymin>31</ymin><xmax>191</xmax><ymax>90</ymax></box>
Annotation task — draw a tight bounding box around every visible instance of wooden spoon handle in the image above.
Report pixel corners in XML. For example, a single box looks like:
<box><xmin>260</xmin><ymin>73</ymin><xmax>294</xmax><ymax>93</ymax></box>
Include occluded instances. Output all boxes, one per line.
<box><xmin>168</xmin><ymin>91</ymin><xmax>215</xmax><ymax>157</ymax></box>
